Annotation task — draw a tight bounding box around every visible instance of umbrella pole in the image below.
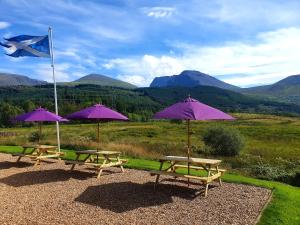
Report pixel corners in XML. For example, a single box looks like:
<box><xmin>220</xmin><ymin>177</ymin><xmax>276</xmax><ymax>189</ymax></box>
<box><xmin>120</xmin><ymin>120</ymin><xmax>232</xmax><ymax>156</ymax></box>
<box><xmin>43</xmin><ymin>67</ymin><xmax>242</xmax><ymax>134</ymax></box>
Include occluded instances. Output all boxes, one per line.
<box><xmin>187</xmin><ymin>119</ymin><xmax>191</xmax><ymax>186</ymax></box>
<box><xmin>97</xmin><ymin>122</ymin><xmax>100</xmax><ymax>163</ymax></box>
<box><xmin>38</xmin><ymin>122</ymin><xmax>42</xmax><ymax>145</ymax></box>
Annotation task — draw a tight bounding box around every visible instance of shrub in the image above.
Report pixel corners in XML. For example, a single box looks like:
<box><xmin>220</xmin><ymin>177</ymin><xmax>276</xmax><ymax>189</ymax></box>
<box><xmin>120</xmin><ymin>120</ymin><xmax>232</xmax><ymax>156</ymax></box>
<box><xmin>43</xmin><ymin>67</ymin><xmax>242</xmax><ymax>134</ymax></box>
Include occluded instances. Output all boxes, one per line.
<box><xmin>28</xmin><ymin>131</ymin><xmax>45</xmax><ymax>143</ymax></box>
<box><xmin>202</xmin><ymin>126</ymin><xmax>244</xmax><ymax>156</ymax></box>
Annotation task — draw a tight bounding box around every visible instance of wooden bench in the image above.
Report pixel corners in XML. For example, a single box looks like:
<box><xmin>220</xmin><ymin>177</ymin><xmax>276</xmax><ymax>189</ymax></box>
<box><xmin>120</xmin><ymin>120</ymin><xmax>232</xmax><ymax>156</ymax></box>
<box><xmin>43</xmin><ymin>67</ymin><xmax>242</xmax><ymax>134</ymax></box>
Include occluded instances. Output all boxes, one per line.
<box><xmin>150</xmin><ymin>156</ymin><xmax>226</xmax><ymax>197</ymax></box>
<box><xmin>150</xmin><ymin>170</ymin><xmax>222</xmax><ymax>184</ymax></box>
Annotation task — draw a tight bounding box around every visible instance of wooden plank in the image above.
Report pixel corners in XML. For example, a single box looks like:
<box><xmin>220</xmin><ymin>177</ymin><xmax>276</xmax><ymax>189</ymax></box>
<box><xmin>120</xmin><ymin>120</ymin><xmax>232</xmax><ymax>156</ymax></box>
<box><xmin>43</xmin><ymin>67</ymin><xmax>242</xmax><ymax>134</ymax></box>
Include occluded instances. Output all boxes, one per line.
<box><xmin>74</xmin><ymin>150</ymin><xmax>97</xmax><ymax>154</ymax></box>
<box><xmin>36</xmin><ymin>154</ymin><xmax>62</xmax><ymax>159</ymax></box>
<box><xmin>173</xmin><ymin>164</ymin><xmax>226</xmax><ymax>173</ymax></box>
<box><xmin>65</xmin><ymin>160</ymin><xmax>125</xmax><ymax>167</ymax></box>
<box><xmin>207</xmin><ymin>172</ymin><xmax>222</xmax><ymax>182</ymax></box>
<box><xmin>161</xmin><ymin>156</ymin><xmax>222</xmax><ymax>165</ymax></box>
<box><xmin>96</xmin><ymin>151</ymin><xmax>121</xmax><ymax>155</ymax></box>
<box><xmin>150</xmin><ymin>170</ymin><xmax>210</xmax><ymax>182</ymax></box>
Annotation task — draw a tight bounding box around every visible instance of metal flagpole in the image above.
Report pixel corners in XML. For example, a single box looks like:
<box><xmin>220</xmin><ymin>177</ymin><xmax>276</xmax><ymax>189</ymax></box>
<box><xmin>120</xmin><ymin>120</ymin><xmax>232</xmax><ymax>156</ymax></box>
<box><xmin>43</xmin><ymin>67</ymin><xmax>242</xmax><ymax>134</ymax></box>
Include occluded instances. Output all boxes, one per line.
<box><xmin>48</xmin><ymin>27</ymin><xmax>61</xmax><ymax>152</ymax></box>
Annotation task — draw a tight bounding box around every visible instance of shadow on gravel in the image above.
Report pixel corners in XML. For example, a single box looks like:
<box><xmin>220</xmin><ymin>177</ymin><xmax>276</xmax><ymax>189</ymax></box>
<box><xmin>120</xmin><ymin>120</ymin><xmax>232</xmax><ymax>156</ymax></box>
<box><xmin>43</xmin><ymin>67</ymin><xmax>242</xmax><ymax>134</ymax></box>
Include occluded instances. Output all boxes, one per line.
<box><xmin>0</xmin><ymin>161</ymin><xmax>33</xmax><ymax>169</ymax></box>
<box><xmin>0</xmin><ymin>169</ymin><xmax>94</xmax><ymax>187</ymax></box>
<box><xmin>75</xmin><ymin>181</ymin><xmax>201</xmax><ymax>213</ymax></box>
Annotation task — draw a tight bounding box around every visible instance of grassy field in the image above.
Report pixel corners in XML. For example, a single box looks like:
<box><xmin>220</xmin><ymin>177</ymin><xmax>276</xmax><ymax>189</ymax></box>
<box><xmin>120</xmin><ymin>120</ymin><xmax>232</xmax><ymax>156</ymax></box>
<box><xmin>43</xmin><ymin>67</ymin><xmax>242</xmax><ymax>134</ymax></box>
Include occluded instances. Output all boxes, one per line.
<box><xmin>0</xmin><ymin>145</ymin><xmax>299</xmax><ymax>225</ymax></box>
<box><xmin>0</xmin><ymin>113</ymin><xmax>299</xmax><ymax>183</ymax></box>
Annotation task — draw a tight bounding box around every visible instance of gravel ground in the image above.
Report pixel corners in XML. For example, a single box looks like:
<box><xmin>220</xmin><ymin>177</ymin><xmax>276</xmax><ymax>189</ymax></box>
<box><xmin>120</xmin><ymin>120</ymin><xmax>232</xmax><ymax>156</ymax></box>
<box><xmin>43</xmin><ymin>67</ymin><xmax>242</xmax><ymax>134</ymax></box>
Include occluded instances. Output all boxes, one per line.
<box><xmin>0</xmin><ymin>153</ymin><xmax>271</xmax><ymax>225</ymax></box>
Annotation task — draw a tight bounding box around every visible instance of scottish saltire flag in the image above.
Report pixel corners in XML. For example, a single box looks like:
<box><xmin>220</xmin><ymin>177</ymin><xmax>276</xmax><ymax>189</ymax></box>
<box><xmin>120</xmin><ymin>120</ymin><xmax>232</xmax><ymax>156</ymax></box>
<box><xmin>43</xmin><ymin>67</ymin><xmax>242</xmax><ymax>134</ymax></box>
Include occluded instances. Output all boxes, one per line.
<box><xmin>0</xmin><ymin>35</ymin><xmax>50</xmax><ymax>58</ymax></box>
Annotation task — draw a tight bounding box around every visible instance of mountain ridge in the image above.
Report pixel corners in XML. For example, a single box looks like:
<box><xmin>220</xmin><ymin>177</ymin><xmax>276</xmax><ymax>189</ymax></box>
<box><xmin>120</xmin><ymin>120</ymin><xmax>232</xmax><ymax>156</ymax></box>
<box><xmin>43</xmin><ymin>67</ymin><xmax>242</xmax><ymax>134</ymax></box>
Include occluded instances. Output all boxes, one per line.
<box><xmin>0</xmin><ymin>73</ymin><xmax>47</xmax><ymax>86</ymax></box>
<box><xmin>150</xmin><ymin>70</ymin><xmax>240</xmax><ymax>91</ymax></box>
<box><xmin>242</xmin><ymin>74</ymin><xmax>300</xmax><ymax>104</ymax></box>
<box><xmin>71</xmin><ymin>73</ymin><xmax>136</xmax><ymax>89</ymax></box>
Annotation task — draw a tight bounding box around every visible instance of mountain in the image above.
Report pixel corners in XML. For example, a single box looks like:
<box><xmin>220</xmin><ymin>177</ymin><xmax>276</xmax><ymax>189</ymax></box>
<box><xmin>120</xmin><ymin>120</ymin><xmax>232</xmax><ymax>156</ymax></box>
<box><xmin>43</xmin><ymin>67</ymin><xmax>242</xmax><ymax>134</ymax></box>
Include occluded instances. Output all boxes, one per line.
<box><xmin>150</xmin><ymin>70</ymin><xmax>240</xmax><ymax>91</ymax></box>
<box><xmin>242</xmin><ymin>74</ymin><xmax>300</xmax><ymax>104</ymax></box>
<box><xmin>71</xmin><ymin>74</ymin><xmax>136</xmax><ymax>89</ymax></box>
<box><xmin>0</xmin><ymin>73</ymin><xmax>47</xmax><ymax>86</ymax></box>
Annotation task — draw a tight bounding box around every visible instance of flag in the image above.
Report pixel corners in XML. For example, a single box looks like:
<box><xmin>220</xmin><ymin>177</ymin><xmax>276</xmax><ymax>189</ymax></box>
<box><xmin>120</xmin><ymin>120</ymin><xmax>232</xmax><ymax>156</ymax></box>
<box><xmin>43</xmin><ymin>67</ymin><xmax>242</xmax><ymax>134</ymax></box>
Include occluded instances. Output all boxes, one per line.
<box><xmin>0</xmin><ymin>35</ymin><xmax>50</xmax><ymax>58</ymax></box>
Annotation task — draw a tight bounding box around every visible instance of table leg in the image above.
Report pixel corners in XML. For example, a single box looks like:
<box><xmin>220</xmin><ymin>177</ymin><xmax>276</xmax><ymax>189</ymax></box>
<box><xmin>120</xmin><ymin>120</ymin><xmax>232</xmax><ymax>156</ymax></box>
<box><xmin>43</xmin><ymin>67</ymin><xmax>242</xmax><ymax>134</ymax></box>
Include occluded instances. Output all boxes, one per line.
<box><xmin>154</xmin><ymin>161</ymin><xmax>164</xmax><ymax>189</ymax></box>
<box><xmin>117</xmin><ymin>155</ymin><xmax>124</xmax><ymax>173</ymax></box>
<box><xmin>16</xmin><ymin>147</ymin><xmax>27</xmax><ymax>162</ymax></box>
<box><xmin>70</xmin><ymin>154</ymin><xmax>80</xmax><ymax>171</ymax></box>
<box><xmin>216</xmin><ymin>165</ymin><xmax>222</xmax><ymax>186</ymax></box>
<box><xmin>34</xmin><ymin>150</ymin><xmax>43</xmax><ymax>167</ymax></box>
<box><xmin>97</xmin><ymin>158</ymin><xmax>107</xmax><ymax>179</ymax></box>
<box><xmin>204</xmin><ymin>170</ymin><xmax>211</xmax><ymax>197</ymax></box>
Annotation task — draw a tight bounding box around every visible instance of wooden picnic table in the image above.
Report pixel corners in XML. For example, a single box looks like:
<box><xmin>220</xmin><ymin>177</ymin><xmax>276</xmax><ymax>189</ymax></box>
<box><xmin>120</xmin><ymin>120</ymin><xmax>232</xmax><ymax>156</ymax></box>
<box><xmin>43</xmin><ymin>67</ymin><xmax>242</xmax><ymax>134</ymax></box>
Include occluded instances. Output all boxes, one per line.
<box><xmin>12</xmin><ymin>145</ymin><xmax>64</xmax><ymax>166</ymax></box>
<box><xmin>150</xmin><ymin>156</ymin><xmax>226</xmax><ymax>197</ymax></box>
<box><xmin>65</xmin><ymin>150</ymin><xmax>127</xmax><ymax>178</ymax></box>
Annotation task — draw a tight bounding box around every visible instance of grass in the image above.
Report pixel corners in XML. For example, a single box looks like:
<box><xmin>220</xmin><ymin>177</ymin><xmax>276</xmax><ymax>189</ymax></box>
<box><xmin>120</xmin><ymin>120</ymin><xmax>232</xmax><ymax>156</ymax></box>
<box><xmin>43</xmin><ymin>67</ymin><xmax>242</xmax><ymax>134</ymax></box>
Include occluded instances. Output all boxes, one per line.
<box><xmin>0</xmin><ymin>145</ymin><xmax>299</xmax><ymax>225</ymax></box>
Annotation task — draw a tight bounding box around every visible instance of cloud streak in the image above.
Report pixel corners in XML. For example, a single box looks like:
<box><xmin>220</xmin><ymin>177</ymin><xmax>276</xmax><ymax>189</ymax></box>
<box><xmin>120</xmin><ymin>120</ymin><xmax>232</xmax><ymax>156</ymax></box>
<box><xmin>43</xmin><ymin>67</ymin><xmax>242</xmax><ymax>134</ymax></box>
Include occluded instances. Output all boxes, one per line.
<box><xmin>0</xmin><ymin>21</ymin><xmax>10</xmax><ymax>29</ymax></box>
<box><xmin>109</xmin><ymin>27</ymin><xmax>300</xmax><ymax>87</ymax></box>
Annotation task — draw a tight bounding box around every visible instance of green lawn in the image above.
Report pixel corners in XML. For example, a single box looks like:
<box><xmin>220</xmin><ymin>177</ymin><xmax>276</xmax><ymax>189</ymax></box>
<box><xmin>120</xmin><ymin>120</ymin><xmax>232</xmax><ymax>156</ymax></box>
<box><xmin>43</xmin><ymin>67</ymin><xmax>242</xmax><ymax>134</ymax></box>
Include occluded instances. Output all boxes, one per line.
<box><xmin>0</xmin><ymin>145</ymin><xmax>299</xmax><ymax>225</ymax></box>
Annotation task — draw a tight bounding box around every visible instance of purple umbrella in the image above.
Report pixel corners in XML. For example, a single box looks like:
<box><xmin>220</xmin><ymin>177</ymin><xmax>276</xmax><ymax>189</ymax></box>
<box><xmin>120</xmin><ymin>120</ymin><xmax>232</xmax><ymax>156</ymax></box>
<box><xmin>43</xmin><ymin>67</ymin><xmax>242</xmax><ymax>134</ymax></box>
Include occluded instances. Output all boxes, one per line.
<box><xmin>67</xmin><ymin>104</ymin><xmax>128</xmax><ymax>150</ymax></box>
<box><xmin>14</xmin><ymin>107</ymin><xmax>67</xmax><ymax>143</ymax></box>
<box><xmin>154</xmin><ymin>96</ymin><xmax>234</xmax><ymax>176</ymax></box>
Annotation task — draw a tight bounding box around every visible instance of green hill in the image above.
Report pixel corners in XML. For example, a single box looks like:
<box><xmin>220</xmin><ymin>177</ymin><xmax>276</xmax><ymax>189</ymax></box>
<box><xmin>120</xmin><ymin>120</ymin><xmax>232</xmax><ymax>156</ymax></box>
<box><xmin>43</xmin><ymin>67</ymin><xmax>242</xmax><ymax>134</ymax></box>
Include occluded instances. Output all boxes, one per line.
<box><xmin>242</xmin><ymin>74</ymin><xmax>300</xmax><ymax>104</ymax></box>
<box><xmin>68</xmin><ymin>74</ymin><xmax>136</xmax><ymax>89</ymax></box>
<box><xmin>0</xmin><ymin>73</ymin><xmax>47</xmax><ymax>86</ymax></box>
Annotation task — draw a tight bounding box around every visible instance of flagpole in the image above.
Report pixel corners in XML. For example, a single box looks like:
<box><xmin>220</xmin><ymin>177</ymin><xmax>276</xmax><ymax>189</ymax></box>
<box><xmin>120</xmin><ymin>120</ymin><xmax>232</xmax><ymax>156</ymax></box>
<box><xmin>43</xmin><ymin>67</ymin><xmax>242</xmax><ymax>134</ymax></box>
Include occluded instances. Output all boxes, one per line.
<box><xmin>48</xmin><ymin>27</ymin><xmax>61</xmax><ymax>152</ymax></box>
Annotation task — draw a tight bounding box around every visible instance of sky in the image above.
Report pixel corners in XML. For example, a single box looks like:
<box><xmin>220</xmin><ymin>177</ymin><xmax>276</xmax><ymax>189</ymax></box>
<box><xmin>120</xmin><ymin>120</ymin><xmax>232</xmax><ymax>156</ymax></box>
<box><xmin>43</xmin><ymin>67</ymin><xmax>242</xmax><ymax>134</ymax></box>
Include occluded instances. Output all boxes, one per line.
<box><xmin>0</xmin><ymin>0</ymin><xmax>300</xmax><ymax>87</ymax></box>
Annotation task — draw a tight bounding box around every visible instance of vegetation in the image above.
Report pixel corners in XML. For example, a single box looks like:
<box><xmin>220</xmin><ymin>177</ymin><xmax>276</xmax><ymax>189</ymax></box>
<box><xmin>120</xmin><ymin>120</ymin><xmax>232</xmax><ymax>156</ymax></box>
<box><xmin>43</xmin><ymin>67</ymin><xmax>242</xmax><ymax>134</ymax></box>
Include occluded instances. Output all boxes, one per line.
<box><xmin>1</xmin><ymin>84</ymin><xmax>300</xmax><ymax>127</ymax></box>
<box><xmin>0</xmin><ymin>113</ymin><xmax>299</xmax><ymax>186</ymax></box>
<box><xmin>202</xmin><ymin>125</ymin><xmax>244</xmax><ymax>156</ymax></box>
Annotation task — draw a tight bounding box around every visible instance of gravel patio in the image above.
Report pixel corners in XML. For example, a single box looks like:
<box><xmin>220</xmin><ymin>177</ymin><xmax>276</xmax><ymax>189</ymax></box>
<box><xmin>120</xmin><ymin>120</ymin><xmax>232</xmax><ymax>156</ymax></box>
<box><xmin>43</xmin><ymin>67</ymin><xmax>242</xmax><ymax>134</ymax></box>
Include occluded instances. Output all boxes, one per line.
<box><xmin>0</xmin><ymin>153</ymin><xmax>271</xmax><ymax>225</ymax></box>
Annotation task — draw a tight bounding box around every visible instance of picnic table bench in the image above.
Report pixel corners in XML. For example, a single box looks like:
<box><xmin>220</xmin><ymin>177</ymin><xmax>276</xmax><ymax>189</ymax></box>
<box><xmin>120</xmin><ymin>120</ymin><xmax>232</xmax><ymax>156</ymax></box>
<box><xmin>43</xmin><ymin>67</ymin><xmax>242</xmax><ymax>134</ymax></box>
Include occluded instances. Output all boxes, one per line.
<box><xmin>12</xmin><ymin>145</ymin><xmax>64</xmax><ymax>166</ymax></box>
<box><xmin>150</xmin><ymin>156</ymin><xmax>226</xmax><ymax>197</ymax></box>
<box><xmin>65</xmin><ymin>150</ymin><xmax>127</xmax><ymax>178</ymax></box>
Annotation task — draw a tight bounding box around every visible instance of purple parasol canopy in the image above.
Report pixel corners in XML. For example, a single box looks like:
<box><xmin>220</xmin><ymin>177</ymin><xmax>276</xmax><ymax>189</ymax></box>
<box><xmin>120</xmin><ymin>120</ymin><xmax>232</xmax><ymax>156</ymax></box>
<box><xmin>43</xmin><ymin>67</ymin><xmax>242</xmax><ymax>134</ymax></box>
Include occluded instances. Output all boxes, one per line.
<box><xmin>14</xmin><ymin>107</ymin><xmax>67</xmax><ymax>122</ymax></box>
<box><xmin>67</xmin><ymin>104</ymin><xmax>128</xmax><ymax>153</ymax></box>
<box><xmin>67</xmin><ymin>104</ymin><xmax>128</xmax><ymax>121</ymax></box>
<box><xmin>154</xmin><ymin>97</ymin><xmax>234</xmax><ymax>121</ymax></box>
<box><xmin>14</xmin><ymin>107</ymin><xmax>67</xmax><ymax>144</ymax></box>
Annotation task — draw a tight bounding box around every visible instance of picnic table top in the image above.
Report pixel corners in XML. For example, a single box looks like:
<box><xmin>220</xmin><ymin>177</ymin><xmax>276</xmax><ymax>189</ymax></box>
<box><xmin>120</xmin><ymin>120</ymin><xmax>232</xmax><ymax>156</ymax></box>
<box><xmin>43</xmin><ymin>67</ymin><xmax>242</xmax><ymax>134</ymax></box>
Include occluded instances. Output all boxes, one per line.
<box><xmin>74</xmin><ymin>150</ymin><xmax>121</xmax><ymax>155</ymax></box>
<box><xmin>22</xmin><ymin>144</ymin><xmax>57</xmax><ymax>149</ymax></box>
<box><xmin>160</xmin><ymin>156</ymin><xmax>222</xmax><ymax>165</ymax></box>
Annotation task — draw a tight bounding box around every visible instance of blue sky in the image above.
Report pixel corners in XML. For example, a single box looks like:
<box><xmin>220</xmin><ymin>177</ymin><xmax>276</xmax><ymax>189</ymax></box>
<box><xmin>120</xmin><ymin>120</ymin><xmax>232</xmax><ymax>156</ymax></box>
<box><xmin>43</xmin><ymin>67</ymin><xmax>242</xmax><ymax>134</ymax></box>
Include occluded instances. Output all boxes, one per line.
<box><xmin>0</xmin><ymin>0</ymin><xmax>300</xmax><ymax>87</ymax></box>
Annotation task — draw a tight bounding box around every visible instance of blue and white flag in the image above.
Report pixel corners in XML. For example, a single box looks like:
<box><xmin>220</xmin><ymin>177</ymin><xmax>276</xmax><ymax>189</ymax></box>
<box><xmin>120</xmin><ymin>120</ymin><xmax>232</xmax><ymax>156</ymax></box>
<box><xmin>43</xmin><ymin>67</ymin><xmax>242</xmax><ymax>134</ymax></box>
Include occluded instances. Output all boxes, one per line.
<box><xmin>0</xmin><ymin>35</ymin><xmax>50</xmax><ymax>58</ymax></box>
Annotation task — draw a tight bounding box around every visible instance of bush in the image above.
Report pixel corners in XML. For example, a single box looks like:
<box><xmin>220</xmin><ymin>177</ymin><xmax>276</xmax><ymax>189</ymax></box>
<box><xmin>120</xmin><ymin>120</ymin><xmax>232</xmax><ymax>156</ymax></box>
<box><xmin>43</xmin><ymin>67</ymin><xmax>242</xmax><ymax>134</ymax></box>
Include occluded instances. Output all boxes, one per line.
<box><xmin>202</xmin><ymin>126</ymin><xmax>244</xmax><ymax>156</ymax></box>
<box><xmin>249</xmin><ymin>164</ymin><xmax>300</xmax><ymax>186</ymax></box>
<box><xmin>28</xmin><ymin>131</ymin><xmax>45</xmax><ymax>142</ymax></box>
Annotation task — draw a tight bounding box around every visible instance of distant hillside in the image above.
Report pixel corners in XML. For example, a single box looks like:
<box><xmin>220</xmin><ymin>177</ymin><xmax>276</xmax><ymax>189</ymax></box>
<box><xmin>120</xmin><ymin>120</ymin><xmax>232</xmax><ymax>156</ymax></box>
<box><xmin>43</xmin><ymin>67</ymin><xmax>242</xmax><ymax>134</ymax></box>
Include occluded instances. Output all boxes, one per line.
<box><xmin>0</xmin><ymin>73</ymin><xmax>47</xmax><ymax>86</ymax></box>
<box><xmin>242</xmin><ymin>74</ymin><xmax>300</xmax><ymax>104</ymax></box>
<box><xmin>137</xmin><ymin>85</ymin><xmax>300</xmax><ymax>116</ymax></box>
<box><xmin>70</xmin><ymin>74</ymin><xmax>136</xmax><ymax>89</ymax></box>
<box><xmin>1</xmin><ymin>84</ymin><xmax>300</xmax><ymax>127</ymax></box>
<box><xmin>150</xmin><ymin>70</ymin><xmax>239</xmax><ymax>91</ymax></box>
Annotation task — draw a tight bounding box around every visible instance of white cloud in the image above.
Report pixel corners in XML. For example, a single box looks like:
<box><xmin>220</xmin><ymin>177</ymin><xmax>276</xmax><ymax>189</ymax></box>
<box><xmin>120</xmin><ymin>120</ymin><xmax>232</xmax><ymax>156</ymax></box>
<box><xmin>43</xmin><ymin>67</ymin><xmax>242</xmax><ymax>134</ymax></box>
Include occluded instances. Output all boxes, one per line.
<box><xmin>0</xmin><ymin>21</ymin><xmax>10</xmax><ymax>29</ymax></box>
<box><xmin>107</xmin><ymin>27</ymin><xmax>300</xmax><ymax>87</ymax></box>
<box><xmin>35</xmin><ymin>63</ymin><xmax>72</xmax><ymax>82</ymax></box>
<box><xmin>202</xmin><ymin>0</ymin><xmax>300</xmax><ymax>26</ymax></box>
<box><xmin>142</xmin><ymin>7</ymin><xmax>175</xmax><ymax>18</ymax></box>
